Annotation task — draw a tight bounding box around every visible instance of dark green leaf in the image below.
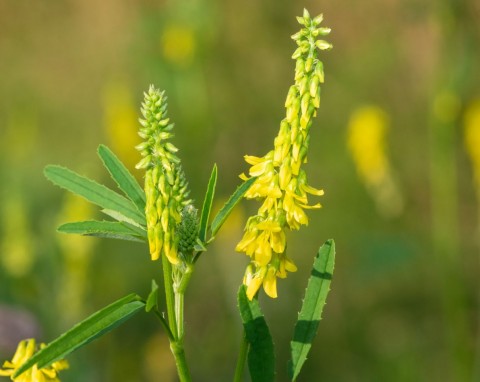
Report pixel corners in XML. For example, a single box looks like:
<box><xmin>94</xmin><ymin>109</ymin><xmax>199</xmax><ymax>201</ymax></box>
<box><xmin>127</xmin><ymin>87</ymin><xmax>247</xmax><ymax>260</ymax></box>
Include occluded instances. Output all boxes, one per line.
<box><xmin>58</xmin><ymin>221</ymin><xmax>146</xmax><ymax>242</ymax></box>
<box><xmin>14</xmin><ymin>294</ymin><xmax>145</xmax><ymax>378</ymax></box>
<box><xmin>238</xmin><ymin>285</ymin><xmax>275</xmax><ymax>382</ymax></box>
<box><xmin>288</xmin><ymin>239</ymin><xmax>335</xmax><ymax>381</ymax></box>
<box><xmin>146</xmin><ymin>280</ymin><xmax>159</xmax><ymax>312</ymax></box>
<box><xmin>198</xmin><ymin>164</ymin><xmax>217</xmax><ymax>243</ymax></box>
<box><xmin>44</xmin><ymin>165</ymin><xmax>145</xmax><ymax>226</ymax></box>
<box><xmin>97</xmin><ymin>144</ymin><xmax>146</xmax><ymax>214</ymax></box>
<box><xmin>210</xmin><ymin>177</ymin><xmax>256</xmax><ymax>238</ymax></box>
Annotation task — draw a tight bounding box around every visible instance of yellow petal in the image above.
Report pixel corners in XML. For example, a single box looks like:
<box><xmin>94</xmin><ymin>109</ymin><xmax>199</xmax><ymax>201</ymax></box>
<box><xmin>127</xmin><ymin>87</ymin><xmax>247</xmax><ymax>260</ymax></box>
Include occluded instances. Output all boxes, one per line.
<box><xmin>284</xmin><ymin>257</ymin><xmax>298</xmax><ymax>272</ymax></box>
<box><xmin>249</xmin><ymin>160</ymin><xmax>271</xmax><ymax>177</ymax></box>
<box><xmin>246</xmin><ymin>276</ymin><xmax>263</xmax><ymax>300</ymax></box>
<box><xmin>254</xmin><ymin>236</ymin><xmax>272</xmax><ymax>265</ymax></box>
<box><xmin>270</xmin><ymin>230</ymin><xmax>286</xmax><ymax>253</ymax></box>
<box><xmin>299</xmin><ymin>202</ymin><xmax>322</xmax><ymax>209</ymax></box>
<box><xmin>236</xmin><ymin>231</ymin><xmax>257</xmax><ymax>253</ymax></box>
<box><xmin>263</xmin><ymin>268</ymin><xmax>278</xmax><ymax>298</ymax></box>
<box><xmin>302</xmin><ymin>183</ymin><xmax>324</xmax><ymax>196</ymax></box>
<box><xmin>256</xmin><ymin>220</ymin><xmax>281</xmax><ymax>232</ymax></box>
<box><xmin>244</xmin><ymin>155</ymin><xmax>263</xmax><ymax>165</ymax></box>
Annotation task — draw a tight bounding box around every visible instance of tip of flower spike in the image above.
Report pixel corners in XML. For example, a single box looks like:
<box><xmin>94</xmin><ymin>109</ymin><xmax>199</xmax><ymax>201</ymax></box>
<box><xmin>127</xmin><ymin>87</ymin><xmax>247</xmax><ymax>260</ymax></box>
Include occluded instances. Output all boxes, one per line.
<box><xmin>302</xmin><ymin>8</ymin><xmax>310</xmax><ymax>20</ymax></box>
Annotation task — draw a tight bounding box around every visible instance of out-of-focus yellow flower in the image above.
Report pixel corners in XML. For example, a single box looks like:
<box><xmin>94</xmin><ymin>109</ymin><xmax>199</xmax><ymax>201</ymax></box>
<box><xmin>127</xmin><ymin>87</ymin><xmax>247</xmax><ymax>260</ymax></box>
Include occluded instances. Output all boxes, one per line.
<box><xmin>348</xmin><ymin>106</ymin><xmax>389</xmax><ymax>186</ymax></box>
<box><xmin>103</xmin><ymin>80</ymin><xmax>142</xmax><ymax>171</ymax></box>
<box><xmin>56</xmin><ymin>193</ymin><xmax>95</xmax><ymax>324</ymax></box>
<box><xmin>347</xmin><ymin>105</ymin><xmax>404</xmax><ymax>218</ymax></box>
<box><xmin>1</xmin><ymin>193</ymin><xmax>34</xmax><ymax>278</ymax></box>
<box><xmin>0</xmin><ymin>339</ymin><xmax>68</xmax><ymax>382</ymax></box>
<box><xmin>161</xmin><ymin>24</ymin><xmax>196</xmax><ymax>67</ymax></box>
<box><xmin>464</xmin><ymin>99</ymin><xmax>480</xmax><ymax>194</ymax></box>
<box><xmin>237</xmin><ymin>9</ymin><xmax>332</xmax><ymax>300</ymax></box>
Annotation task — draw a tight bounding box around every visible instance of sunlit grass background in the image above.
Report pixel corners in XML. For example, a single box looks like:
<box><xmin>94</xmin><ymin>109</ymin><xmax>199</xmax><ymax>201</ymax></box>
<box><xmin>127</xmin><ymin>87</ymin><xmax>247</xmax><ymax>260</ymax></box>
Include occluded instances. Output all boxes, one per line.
<box><xmin>1</xmin><ymin>0</ymin><xmax>479</xmax><ymax>381</ymax></box>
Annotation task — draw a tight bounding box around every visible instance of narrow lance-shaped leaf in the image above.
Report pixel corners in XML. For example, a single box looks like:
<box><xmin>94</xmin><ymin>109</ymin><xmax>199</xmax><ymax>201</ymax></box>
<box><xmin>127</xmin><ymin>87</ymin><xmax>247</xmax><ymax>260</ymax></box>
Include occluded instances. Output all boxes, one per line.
<box><xmin>210</xmin><ymin>177</ymin><xmax>256</xmax><ymax>238</ymax></box>
<box><xmin>44</xmin><ymin>165</ymin><xmax>145</xmax><ymax>227</ymax></box>
<box><xmin>145</xmin><ymin>279</ymin><xmax>159</xmax><ymax>313</ymax></box>
<box><xmin>199</xmin><ymin>163</ymin><xmax>217</xmax><ymax>243</ymax></box>
<box><xmin>58</xmin><ymin>221</ymin><xmax>147</xmax><ymax>242</ymax></box>
<box><xmin>238</xmin><ymin>285</ymin><xmax>275</xmax><ymax>382</ymax></box>
<box><xmin>288</xmin><ymin>239</ymin><xmax>335</xmax><ymax>381</ymax></box>
<box><xmin>14</xmin><ymin>294</ymin><xmax>145</xmax><ymax>378</ymax></box>
<box><xmin>97</xmin><ymin>144</ymin><xmax>146</xmax><ymax>215</ymax></box>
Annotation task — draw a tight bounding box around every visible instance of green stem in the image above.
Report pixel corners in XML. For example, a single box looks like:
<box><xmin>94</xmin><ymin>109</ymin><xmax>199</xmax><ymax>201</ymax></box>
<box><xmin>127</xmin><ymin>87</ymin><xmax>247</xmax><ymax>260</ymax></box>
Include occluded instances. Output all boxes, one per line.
<box><xmin>170</xmin><ymin>340</ymin><xmax>192</xmax><ymax>382</ymax></box>
<box><xmin>162</xmin><ymin>255</ymin><xmax>178</xmax><ymax>339</ymax></box>
<box><xmin>233</xmin><ymin>330</ymin><xmax>249</xmax><ymax>382</ymax></box>
<box><xmin>175</xmin><ymin>290</ymin><xmax>184</xmax><ymax>339</ymax></box>
<box><xmin>162</xmin><ymin>256</ymin><xmax>192</xmax><ymax>381</ymax></box>
<box><xmin>175</xmin><ymin>264</ymin><xmax>194</xmax><ymax>340</ymax></box>
<box><xmin>153</xmin><ymin>309</ymin><xmax>175</xmax><ymax>342</ymax></box>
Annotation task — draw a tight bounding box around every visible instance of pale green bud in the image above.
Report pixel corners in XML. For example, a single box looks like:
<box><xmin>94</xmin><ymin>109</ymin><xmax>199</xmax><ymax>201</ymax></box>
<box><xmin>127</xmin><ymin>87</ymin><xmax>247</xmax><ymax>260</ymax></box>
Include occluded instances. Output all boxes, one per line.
<box><xmin>313</xmin><ymin>14</ymin><xmax>324</xmax><ymax>25</ymax></box>
<box><xmin>304</xmin><ymin>57</ymin><xmax>314</xmax><ymax>73</ymax></box>
<box><xmin>316</xmin><ymin>40</ymin><xmax>333</xmax><ymax>50</ymax></box>
<box><xmin>301</xmin><ymin>92</ymin><xmax>311</xmax><ymax>116</ymax></box>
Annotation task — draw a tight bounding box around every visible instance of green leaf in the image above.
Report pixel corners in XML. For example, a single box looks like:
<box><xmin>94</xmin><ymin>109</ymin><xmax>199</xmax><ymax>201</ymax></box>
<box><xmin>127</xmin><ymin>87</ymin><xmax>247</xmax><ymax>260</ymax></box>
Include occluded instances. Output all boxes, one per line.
<box><xmin>44</xmin><ymin>165</ymin><xmax>145</xmax><ymax>227</ymax></box>
<box><xmin>210</xmin><ymin>177</ymin><xmax>256</xmax><ymax>238</ymax></box>
<box><xmin>58</xmin><ymin>221</ymin><xmax>146</xmax><ymax>242</ymax></box>
<box><xmin>198</xmin><ymin>164</ymin><xmax>217</xmax><ymax>243</ymax></box>
<box><xmin>100</xmin><ymin>209</ymin><xmax>144</xmax><ymax>229</ymax></box>
<box><xmin>97</xmin><ymin>144</ymin><xmax>146</xmax><ymax>214</ymax></box>
<box><xmin>288</xmin><ymin>239</ymin><xmax>336</xmax><ymax>381</ymax></box>
<box><xmin>238</xmin><ymin>285</ymin><xmax>275</xmax><ymax>382</ymax></box>
<box><xmin>145</xmin><ymin>279</ymin><xmax>159</xmax><ymax>312</ymax></box>
<box><xmin>14</xmin><ymin>294</ymin><xmax>145</xmax><ymax>378</ymax></box>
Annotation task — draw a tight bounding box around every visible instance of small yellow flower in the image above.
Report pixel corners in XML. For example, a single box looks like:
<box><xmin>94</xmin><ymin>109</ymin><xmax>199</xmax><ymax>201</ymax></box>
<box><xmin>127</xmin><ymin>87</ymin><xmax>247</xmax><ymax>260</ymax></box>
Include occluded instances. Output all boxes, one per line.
<box><xmin>0</xmin><ymin>339</ymin><xmax>68</xmax><ymax>382</ymax></box>
<box><xmin>237</xmin><ymin>9</ymin><xmax>331</xmax><ymax>299</ymax></box>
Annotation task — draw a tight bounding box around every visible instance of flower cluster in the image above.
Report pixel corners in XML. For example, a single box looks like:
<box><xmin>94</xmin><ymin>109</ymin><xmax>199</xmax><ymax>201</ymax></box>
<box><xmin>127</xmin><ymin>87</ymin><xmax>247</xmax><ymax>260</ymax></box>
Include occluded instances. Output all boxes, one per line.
<box><xmin>136</xmin><ymin>86</ymin><xmax>192</xmax><ymax>264</ymax></box>
<box><xmin>236</xmin><ymin>9</ymin><xmax>331</xmax><ymax>300</ymax></box>
<box><xmin>0</xmin><ymin>339</ymin><xmax>68</xmax><ymax>382</ymax></box>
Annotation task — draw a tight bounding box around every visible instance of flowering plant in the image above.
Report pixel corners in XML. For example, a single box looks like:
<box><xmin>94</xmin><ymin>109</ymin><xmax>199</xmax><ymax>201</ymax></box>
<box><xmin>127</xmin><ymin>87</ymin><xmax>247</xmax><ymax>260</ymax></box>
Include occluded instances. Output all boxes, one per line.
<box><xmin>1</xmin><ymin>9</ymin><xmax>335</xmax><ymax>382</ymax></box>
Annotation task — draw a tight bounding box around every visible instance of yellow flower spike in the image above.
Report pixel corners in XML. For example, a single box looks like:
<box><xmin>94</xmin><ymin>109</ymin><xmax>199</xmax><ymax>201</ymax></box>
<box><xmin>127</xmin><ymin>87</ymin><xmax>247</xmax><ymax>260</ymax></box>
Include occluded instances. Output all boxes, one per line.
<box><xmin>137</xmin><ymin>86</ymin><xmax>191</xmax><ymax>263</ymax></box>
<box><xmin>237</xmin><ymin>10</ymin><xmax>331</xmax><ymax>299</ymax></box>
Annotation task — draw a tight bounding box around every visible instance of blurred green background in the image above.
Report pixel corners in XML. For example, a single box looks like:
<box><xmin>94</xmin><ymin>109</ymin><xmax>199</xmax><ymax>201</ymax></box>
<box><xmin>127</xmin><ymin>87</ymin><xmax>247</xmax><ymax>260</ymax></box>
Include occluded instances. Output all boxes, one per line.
<box><xmin>1</xmin><ymin>0</ymin><xmax>479</xmax><ymax>381</ymax></box>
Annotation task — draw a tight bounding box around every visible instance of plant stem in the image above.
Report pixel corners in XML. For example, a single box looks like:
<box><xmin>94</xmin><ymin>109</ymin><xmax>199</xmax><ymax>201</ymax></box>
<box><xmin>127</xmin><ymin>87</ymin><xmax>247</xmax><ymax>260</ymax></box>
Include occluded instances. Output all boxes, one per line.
<box><xmin>170</xmin><ymin>340</ymin><xmax>192</xmax><ymax>382</ymax></box>
<box><xmin>162</xmin><ymin>256</ymin><xmax>192</xmax><ymax>381</ymax></box>
<box><xmin>175</xmin><ymin>264</ymin><xmax>194</xmax><ymax>341</ymax></box>
<box><xmin>153</xmin><ymin>309</ymin><xmax>175</xmax><ymax>342</ymax></box>
<box><xmin>233</xmin><ymin>330</ymin><xmax>249</xmax><ymax>382</ymax></box>
<box><xmin>162</xmin><ymin>255</ymin><xmax>178</xmax><ymax>339</ymax></box>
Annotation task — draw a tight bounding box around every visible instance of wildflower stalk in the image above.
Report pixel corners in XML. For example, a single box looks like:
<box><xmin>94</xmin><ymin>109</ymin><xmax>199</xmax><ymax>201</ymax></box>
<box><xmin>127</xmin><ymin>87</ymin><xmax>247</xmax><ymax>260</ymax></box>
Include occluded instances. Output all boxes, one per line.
<box><xmin>233</xmin><ymin>334</ymin><xmax>249</xmax><ymax>382</ymax></box>
<box><xmin>236</xmin><ymin>9</ymin><xmax>332</xmax><ymax>300</ymax></box>
<box><xmin>137</xmin><ymin>86</ymin><xmax>194</xmax><ymax>381</ymax></box>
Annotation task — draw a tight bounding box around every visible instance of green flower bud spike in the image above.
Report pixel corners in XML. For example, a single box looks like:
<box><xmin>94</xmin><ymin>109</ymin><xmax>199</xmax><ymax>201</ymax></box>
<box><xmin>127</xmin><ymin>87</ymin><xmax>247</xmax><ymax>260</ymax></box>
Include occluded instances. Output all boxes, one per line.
<box><xmin>136</xmin><ymin>85</ymin><xmax>191</xmax><ymax>264</ymax></box>
<box><xmin>236</xmin><ymin>9</ymin><xmax>332</xmax><ymax>300</ymax></box>
<box><xmin>177</xmin><ymin>205</ymin><xmax>199</xmax><ymax>262</ymax></box>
